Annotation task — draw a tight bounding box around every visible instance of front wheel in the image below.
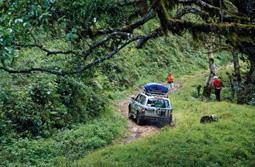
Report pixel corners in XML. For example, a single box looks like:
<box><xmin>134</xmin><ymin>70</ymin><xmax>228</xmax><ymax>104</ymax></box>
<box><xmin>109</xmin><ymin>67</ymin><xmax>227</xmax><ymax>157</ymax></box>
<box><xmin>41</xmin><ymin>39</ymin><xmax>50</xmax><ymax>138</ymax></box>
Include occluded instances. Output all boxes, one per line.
<box><xmin>136</xmin><ymin>112</ymin><xmax>143</xmax><ymax>125</ymax></box>
<box><xmin>128</xmin><ymin>105</ymin><xmax>134</xmax><ymax>119</ymax></box>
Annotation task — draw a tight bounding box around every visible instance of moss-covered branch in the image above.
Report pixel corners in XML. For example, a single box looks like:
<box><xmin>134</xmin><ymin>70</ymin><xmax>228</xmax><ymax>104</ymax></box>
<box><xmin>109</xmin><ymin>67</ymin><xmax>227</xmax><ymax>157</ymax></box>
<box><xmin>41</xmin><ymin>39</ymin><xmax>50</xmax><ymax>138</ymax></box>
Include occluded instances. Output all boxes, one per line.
<box><xmin>168</xmin><ymin>18</ymin><xmax>255</xmax><ymax>44</ymax></box>
<box><xmin>118</xmin><ymin>0</ymin><xmax>146</xmax><ymax>7</ymax></box>
<box><xmin>194</xmin><ymin>0</ymin><xmax>250</xmax><ymax>22</ymax></box>
<box><xmin>173</xmin><ymin>7</ymin><xmax>210</xmax><ymax>21</ymax></box>
<box><xmin>88</xmin><ymin>10</ymin><xmax>155</xmax><ymax>37</ymax></box>
<box><xmin>152</xmin><ymin>0</ymin><xmax>255</xmax><ymax>43</ymax></box>
<box><xmin>178</xmin><ymin>0</ymin><xmax>196</xmax><ymax>5</ymax></box>
<box><xmin>136</xmin><ymin>28</ymin><xmax>163</xmax><ymax>48</ymax></box>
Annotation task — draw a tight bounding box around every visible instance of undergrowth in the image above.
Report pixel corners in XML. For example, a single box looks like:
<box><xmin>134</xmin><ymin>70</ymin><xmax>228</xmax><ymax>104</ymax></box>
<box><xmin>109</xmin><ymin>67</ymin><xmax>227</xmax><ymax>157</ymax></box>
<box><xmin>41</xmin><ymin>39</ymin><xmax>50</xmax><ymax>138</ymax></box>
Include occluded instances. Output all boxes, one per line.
<box><xmin>0</xmin><ymin>109</ymin><xmax>127</xmax><ymax>167</ymax></box>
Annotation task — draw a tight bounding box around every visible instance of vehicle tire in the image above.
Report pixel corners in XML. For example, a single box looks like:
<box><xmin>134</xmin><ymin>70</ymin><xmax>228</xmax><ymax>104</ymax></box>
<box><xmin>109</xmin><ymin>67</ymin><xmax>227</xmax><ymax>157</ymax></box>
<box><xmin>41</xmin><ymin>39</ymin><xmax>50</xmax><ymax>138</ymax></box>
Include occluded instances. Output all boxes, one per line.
<box><xmin>128</xmin><ymin>105</ymin><xmax>134</xmax><ymax>119</ymax></box>
<box><xmin>169</xmin><ymin>121</ymin><xmax>172</xmax><ymax>127</ymax></box>
<box><xmin>136</xmin><ymin>112</ymin><xmax>143</xmax><ymax>125</ymax></box>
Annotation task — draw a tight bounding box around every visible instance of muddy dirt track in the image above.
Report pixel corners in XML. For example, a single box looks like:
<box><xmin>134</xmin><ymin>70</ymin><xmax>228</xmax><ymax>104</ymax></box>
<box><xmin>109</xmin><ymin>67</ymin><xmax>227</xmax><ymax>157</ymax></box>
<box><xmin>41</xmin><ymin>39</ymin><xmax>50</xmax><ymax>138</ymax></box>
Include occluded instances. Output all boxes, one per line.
<box><xmin>113</xmin><ymin>65</ymin><xmax>232</xmax><ymax>144</ymax></box>
<box><xmin>113</xmin><ymin>81</ymin><xmax>184</xmax><ymax>144</ymax></box>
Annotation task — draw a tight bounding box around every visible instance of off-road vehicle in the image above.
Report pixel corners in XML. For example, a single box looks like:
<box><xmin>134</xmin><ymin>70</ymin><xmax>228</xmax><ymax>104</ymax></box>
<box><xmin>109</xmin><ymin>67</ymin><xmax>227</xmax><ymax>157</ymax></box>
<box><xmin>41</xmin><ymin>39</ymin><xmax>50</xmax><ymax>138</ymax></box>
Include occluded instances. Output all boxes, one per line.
<box><xmin>128</xmin><ymin>83</ymin><xmax>173</xmax><ymax>125</ymax></box>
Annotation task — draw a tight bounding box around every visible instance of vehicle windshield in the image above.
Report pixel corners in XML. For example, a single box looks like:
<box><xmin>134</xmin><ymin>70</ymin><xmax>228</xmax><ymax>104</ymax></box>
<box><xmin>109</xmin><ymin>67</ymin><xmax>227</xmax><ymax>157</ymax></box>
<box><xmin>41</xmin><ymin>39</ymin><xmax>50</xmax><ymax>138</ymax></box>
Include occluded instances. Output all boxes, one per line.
<box><xmin>146</xmin><ymin>98</ymin><xmax>170</xmax><ymax>108</ymax></box>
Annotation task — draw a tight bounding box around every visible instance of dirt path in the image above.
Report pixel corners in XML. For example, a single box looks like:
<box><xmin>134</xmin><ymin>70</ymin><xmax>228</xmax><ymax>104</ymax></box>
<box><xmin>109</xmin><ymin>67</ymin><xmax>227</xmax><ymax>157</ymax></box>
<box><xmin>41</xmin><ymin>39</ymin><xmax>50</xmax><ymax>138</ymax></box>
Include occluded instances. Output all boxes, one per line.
<box><xmin>113</xmin><ymin>65</ymin><xmax>232</xmax><ymax>144</ymax></box>
<box><xmin>113</xmin><ymin>81</ymin><xmax>184</xmax><ymax>144</ymax></box>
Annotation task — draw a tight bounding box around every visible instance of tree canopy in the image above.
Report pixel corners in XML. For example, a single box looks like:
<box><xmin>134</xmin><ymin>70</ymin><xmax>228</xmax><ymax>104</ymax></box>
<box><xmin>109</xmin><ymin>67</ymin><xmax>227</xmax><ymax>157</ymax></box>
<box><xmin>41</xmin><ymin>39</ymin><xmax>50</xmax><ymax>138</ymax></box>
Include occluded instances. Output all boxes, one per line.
<box><xmin>0</xmin><ymin>0</ymin><xmax>255</xmax><ymax>75</ymax></box>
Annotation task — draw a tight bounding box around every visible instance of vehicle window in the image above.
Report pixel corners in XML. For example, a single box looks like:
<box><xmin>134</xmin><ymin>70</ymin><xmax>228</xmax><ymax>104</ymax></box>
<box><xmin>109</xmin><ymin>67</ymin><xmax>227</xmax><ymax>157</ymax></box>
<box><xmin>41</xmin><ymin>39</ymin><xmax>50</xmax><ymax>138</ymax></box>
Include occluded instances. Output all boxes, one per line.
<box><xmin>135</xmin><ymin>94</ymin><xmax>146</xmax><ymax>105</ymax></box>
<box><xmin>147</xmin><ymin>99</ymin><xmax>154</xmax><ymax>107</ymax></box>
<box><xmin>164</xmin><ymin>100</ymin><xmax>170</xmax><ymax>108</ymax></box>
<box><xmin>147</xmin><ymin>98</ymin><xmax>170</xmax><ymax>108</ymax></box>
<box><xmin>139</xmin><ymin>95</ymin><xmax>146</xmax><ymax>105</ymax></box>
<box><xmin>135</xmin><ymin>94</ymin><xmax>141</xmax><ymax>102</ymax></box>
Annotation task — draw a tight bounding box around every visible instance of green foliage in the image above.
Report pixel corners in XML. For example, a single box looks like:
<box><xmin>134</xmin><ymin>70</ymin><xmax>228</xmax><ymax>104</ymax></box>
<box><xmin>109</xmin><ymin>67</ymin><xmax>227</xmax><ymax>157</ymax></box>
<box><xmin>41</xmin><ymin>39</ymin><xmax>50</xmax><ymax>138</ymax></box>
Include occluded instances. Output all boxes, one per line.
<box><xmin>0</xmin><ymin>0</ymin><xmax>135</xmax><ymax>73</ymax></box>
<box><xmin>57</xmin><ymin>0</ymin><xmax>124</xmax><ymax>28</ymax></box>
<box><xmin>0</xmin><ymin>111</ymin><xmax>126</xmax><ymax>166</ymax></box>
<box><xmin>0</xmin><ymin>71</ymin><xmax>109</xmax><ymax>137</ymax></box>
<box><xmin>0</xmin><ymin>1</ymin><xmax>33</xmax><ymax>66</ymax></box>
<box><xmin>99</xmin><ymin>30</ymin><xmax>221</xmax><ymax>90</ymax></box>
<box><xmin>101</xmin><ymin>48</ymin><xmax>140</xmax><ymax>89</ymax></box>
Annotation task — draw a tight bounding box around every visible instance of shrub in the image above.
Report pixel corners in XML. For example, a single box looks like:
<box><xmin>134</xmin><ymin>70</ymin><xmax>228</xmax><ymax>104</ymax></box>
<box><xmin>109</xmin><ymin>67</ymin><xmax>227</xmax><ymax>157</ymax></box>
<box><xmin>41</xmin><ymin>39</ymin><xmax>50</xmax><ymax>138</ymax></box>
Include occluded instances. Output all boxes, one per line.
<box><xmin>0</xmin><ymin>111</ymin><xmax>126</xmax><ymax>166</ymax></box>
<box><xmin>0</xmin><ymin>73</ymin><xmax>109</xmax><ymax>137</ymax></box>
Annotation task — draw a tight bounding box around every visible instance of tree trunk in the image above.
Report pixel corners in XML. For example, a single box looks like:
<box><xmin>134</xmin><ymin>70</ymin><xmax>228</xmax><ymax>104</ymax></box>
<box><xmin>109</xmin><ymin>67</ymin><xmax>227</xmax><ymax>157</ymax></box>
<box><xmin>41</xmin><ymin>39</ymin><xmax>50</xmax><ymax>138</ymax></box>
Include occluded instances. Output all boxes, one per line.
<box><xmin>226</xmin><ymin>72</ymin><xmax>235</xmax><ymax>100</ymax></box>
<box><xmin>233</xmin><ymin>47</ymin><xmax>241</xmax><ymax>83</ymax></box>
<box><xmin>232</xmin><ymin>47</ymin><xmax>243</xmax><ymax>103</ymax></box>
<box><xmin>203</xmin><ymin>35</ymin><xmax>216</xmax><ymax>101</ymax></box>
<box><xmin>247</xmin><ymin>54</ymin><xmax>255</xmax><ymax>83</ymax></box>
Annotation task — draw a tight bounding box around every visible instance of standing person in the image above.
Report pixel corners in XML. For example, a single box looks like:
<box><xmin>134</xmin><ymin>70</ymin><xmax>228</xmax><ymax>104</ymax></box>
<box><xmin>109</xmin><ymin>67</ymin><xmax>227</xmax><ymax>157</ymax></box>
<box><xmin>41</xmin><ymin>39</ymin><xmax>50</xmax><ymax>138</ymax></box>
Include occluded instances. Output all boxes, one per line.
<box><xmin>167</xmin><ymin>72</ymin><xmax>174</xmax><ymax>94</ymax></box>
<box><xmin>213</xmin><ymin>76</ymin><xmax>221</xmax><ymax>101</ymax></box>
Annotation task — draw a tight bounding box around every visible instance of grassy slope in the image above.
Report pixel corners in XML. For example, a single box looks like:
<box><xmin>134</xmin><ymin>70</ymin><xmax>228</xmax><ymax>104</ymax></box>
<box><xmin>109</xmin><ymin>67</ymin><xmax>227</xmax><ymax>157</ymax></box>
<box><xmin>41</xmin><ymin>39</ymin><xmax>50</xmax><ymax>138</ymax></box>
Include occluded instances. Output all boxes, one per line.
<box><xmin>70</xmin><ymin>69</ymin><xmax>255</xmax><ymax>167</ymax></box>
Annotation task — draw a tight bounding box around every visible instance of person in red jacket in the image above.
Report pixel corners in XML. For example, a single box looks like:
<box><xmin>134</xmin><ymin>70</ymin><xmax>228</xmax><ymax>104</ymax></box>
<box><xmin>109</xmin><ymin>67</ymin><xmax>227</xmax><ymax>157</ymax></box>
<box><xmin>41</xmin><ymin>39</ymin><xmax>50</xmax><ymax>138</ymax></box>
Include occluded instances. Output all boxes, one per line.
<box><xmin>213</xmin><ymin>76</ymin><xmax>221</xmax><ymax>101</ymax></box>
<box><xmin>167</xmin><ymin>72</ymin><xmax>174</xmax><ymax>94</ymax></box>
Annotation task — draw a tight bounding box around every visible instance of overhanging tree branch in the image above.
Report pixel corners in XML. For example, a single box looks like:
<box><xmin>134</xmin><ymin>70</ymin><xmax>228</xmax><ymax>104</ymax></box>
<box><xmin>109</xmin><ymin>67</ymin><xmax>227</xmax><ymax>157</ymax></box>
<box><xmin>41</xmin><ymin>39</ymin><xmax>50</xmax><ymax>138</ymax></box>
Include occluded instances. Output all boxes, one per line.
<box><xmin>83</xmin><ymin>32</ymin><xmax>135</xmax><ymax>60</ymax></box>
<box><xmin>178</xmin><ymin>0</ymin><xmax>196</xmax><ymax>5</ymax></box>
<box><xmin>15</xmin><ymin>32</ymin><xmax>136</xmax><ymax>60</ymax></box>
<box><xmin>194</xmin><ymin>0</ymin><xmax>249</xmax><ymax>22</ymax></box>
<box><xmin>136</xmin><ymin>27</ymin><xmax>163</xmax><ymax>48</ymax></box>
<box><xmin>168</xmin><ymin>18</ymin><xmax>255</xmax><ymax>44</ymax></box>
<box><xmin>16</xmin><ymin>43</ymin><xmax>84</xmax><ymax>57</ymax></box>
<box><xmin>89</xmin><ymin>10</ymin><xmax>155</xmax><ymax>37</ymax></box>
<box><xmin>173</xmin><ymin>7</ymin><xmax>210</xmax><ymax>21</ymax></box>
<box><xmin>1</xmin><ymin>35</ymin><xmax>142</xmax><ymax>75</ymax></box>
<box><xmin>118</xmin><ymin>0</ymin><xmax>146</xmax><ymax>7</ymax></box>
<box><xmin>153</xmin><ymin>0</ymin><xmax>255</xmax><ymax>43</ymax></box>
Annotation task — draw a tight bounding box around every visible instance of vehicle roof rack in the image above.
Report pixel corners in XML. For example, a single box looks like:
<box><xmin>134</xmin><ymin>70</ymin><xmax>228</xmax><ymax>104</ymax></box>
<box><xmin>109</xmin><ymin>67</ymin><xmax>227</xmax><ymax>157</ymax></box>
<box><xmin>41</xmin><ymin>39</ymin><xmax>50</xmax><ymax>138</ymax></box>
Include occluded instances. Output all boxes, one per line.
<box><xmin>143</xmin><ymin>89</ymin><xmax>168</xmax><ymax>98</ymax></box>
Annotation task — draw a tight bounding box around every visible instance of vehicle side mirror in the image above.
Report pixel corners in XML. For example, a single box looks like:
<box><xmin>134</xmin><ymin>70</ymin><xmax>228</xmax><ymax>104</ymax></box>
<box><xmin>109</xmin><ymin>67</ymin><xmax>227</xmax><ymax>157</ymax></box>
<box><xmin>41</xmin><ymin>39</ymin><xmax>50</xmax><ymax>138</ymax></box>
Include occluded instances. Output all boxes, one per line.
<box><xmin>131</xmin><ymin>97</ymin><xmax>135</xmax><ymax>100</ymax></box>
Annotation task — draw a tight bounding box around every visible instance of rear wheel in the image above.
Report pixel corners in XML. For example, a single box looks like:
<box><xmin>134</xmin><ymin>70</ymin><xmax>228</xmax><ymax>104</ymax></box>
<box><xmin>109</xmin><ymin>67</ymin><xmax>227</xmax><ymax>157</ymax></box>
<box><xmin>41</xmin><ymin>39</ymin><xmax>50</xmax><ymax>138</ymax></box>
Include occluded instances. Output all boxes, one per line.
<box><xmin>169</xmin><ymin>120</ymin><xmax>172</xmax><ymax>127</ymax></box>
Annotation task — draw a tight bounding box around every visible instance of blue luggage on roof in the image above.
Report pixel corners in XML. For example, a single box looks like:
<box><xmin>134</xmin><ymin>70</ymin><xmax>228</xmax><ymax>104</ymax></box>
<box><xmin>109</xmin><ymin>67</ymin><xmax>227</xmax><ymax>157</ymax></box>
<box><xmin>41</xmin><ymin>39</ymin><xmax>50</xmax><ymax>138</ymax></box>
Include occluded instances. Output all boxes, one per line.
<box><xmin>144</xmin><ymin>83</ymin><xmax>168</xmax><ymax>93</ymax></box>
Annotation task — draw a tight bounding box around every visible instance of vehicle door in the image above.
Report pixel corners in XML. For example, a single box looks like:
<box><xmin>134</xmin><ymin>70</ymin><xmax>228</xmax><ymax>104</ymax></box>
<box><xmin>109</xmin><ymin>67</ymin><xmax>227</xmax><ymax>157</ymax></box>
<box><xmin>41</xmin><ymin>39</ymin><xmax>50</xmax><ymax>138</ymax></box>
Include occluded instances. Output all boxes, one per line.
<box><xmin>131</xmin><ymin>94</ymin><xmax>145</xmax><ymax>114</ymax></box>
<box><xmin>145</xmin><ymin>98</ymin><xmax>157</xmax><ymax>117</ymax></box>
<box><xmin>130</xmin><ymin>94</ymin><xmax>141</xmax><ymax>113</ymax></box>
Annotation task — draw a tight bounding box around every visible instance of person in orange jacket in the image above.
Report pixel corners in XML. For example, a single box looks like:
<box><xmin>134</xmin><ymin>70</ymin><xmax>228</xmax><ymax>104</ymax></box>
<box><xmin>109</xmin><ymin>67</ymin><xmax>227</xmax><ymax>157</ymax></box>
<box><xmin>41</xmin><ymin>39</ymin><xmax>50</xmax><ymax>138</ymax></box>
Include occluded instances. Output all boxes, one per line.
<box><xmin>213</xmin><ymin>76</ymin><xmax>221</xmax><ymax>101</ymax></box>
<box><xmin>167</xmin><ymin>72</ymin><xmax>174</xmax><ymax>94</ymax></box>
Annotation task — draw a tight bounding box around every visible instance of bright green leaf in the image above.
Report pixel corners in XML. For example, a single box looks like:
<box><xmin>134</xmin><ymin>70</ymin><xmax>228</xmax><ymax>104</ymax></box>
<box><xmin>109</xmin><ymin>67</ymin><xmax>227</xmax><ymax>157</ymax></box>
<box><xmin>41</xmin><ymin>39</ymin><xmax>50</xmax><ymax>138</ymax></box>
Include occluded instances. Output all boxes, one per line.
<box><xmin>1</xmin><ymin>54</ymin><xmax>7</xmax><ymax>66</ymax></box>
<box><xmin>14</xmin><ymin>19</ymin><xmax>23</xmax><ymax>24</ymax></box>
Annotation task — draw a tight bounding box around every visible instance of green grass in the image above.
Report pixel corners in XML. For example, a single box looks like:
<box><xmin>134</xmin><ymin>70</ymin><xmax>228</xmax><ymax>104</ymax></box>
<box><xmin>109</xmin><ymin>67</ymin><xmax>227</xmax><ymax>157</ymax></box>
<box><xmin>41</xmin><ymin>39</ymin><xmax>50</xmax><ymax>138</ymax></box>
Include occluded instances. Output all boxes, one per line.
<box><xmin>69</xmin><ymin>69</ymin><xmax>255</xmax><ymax>167</ymax></box>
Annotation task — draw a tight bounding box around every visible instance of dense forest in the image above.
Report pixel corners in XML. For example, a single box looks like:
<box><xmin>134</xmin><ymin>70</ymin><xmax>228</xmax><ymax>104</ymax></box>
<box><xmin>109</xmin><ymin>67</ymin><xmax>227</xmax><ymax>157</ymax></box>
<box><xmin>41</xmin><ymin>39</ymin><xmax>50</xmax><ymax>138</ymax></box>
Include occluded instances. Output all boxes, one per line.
<box><xmin>0</xmin><ymin>0</ymin><xmax>255</xmax><ymax>166</ymax></box>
